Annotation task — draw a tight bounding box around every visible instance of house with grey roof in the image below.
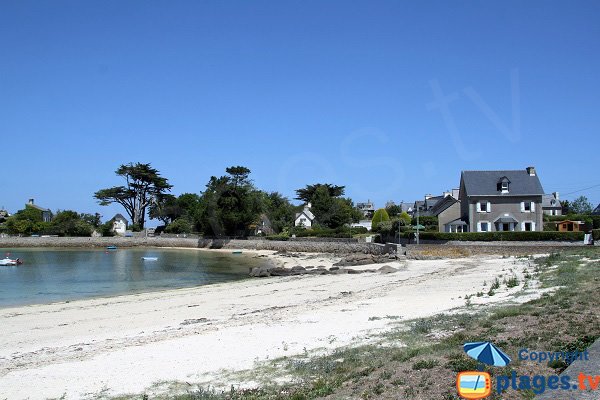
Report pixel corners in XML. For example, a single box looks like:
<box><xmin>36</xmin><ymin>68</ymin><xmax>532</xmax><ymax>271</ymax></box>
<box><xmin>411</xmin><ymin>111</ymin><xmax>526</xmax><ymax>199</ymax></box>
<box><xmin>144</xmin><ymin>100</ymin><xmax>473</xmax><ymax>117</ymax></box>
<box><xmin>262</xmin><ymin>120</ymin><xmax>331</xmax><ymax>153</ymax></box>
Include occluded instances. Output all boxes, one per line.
<box><xmin>542</xmin><ymin>192</ymin><xmax>562</xmax><ymax>216</ymax></box>
<box><xmin>25</xmin><ymin>199</ymin><xmax>52</xmax><ymax>222</ymax></box>
<box><xmin>429</xmin><ymin>195</ymin><xmax>465</xmax><ymax>232</ymax></box>
<box><xmin>294</xmin><ymin>204</ymin><xmax>315</xmax><ymax>228</ymax></box>
<box><xmin>459</xmin><ymin>167</ymin><xmax>545</xmax><ymax>232</ymax></box>
<box><xmin>593</xmin><ymin>203</ymin><xmax>600</xmax><ymax>216</ymax></box>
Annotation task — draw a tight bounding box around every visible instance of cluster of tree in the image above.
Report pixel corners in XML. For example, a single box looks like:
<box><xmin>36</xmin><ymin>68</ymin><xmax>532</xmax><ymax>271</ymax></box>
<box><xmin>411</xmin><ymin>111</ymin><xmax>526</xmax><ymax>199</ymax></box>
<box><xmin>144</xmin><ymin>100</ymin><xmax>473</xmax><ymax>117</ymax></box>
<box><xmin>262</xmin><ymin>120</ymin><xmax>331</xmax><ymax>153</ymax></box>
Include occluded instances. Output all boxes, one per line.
<box><xmin>294</xmin><ymin>184</ymin><xmax>362</xmax><ymax>230</ymax></box>
<box><xmin>94</xmin><ymin>163</ymin><xmax>363</xmax><ymax>237</ymax></box>
<box><xmin>560</xmin><ymin>196</ymin><xmax>594</xmax><ymax>215</ymax></box>
<box><xmin>1</xmin><ymin>208</ymin><xmax>101</xmax><ymax>236</ymax></box>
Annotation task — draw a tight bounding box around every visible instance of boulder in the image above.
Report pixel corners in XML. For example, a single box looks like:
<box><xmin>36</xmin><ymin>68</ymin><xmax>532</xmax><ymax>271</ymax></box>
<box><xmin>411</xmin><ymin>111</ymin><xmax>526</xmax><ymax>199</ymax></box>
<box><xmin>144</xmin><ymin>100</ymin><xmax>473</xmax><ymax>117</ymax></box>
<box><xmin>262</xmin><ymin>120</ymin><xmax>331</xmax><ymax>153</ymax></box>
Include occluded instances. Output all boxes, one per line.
<box><xmin>378</xmin><ymin>265</ymin><xmax>399</xmax><ymax>274</ymax></box>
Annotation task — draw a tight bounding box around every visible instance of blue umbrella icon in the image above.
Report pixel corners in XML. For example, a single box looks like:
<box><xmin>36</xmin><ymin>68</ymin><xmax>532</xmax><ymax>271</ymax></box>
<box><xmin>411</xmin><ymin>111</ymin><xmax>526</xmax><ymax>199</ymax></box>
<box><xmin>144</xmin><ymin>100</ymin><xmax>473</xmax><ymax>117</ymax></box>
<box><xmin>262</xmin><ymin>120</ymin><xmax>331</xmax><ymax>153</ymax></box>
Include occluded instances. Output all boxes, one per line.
<box><xmin>463</xmin><ymin>341</ymin><xmax>511</xmax><ymax>367</ymax></box>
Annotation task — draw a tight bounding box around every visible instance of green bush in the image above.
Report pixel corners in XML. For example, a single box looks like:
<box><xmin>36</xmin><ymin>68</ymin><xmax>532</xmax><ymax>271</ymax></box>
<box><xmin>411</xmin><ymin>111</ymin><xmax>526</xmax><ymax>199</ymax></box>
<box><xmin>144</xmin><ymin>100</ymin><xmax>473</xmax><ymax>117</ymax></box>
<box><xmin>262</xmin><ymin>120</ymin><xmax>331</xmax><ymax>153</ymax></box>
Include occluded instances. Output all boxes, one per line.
<box><xmin>593</xmin><ymin>229</ymin><xmax>600</xmax><ymax>241</ymax></box>
<box><xmin>371</xmin><ymin>209</ymin><xmax>390</xmax><ymax>231</ymax></box>
<box><xmin>164</xmin><ymin>218</ymin><xmax>193</xmax><ymax>234</ymax></box>
<box><xmin>399</xmin><ymin>231</ymin><xmax>586</xmax><ymax>241</ymax></box>
<box><xmin>411</xmin><ymin>215</ymin><xmax>438</xmax><ymax>227</ymax></box>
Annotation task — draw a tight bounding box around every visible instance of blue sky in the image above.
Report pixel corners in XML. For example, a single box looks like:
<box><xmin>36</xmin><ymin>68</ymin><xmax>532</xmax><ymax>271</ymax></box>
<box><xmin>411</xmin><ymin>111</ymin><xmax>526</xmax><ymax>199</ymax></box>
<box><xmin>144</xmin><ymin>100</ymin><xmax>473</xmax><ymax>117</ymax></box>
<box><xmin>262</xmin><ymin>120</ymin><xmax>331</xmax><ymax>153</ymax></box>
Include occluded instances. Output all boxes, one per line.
<box><xmin>1</xmin><ymin>1</ymin><xmax>599</xmax><ymax>221</ymax></box>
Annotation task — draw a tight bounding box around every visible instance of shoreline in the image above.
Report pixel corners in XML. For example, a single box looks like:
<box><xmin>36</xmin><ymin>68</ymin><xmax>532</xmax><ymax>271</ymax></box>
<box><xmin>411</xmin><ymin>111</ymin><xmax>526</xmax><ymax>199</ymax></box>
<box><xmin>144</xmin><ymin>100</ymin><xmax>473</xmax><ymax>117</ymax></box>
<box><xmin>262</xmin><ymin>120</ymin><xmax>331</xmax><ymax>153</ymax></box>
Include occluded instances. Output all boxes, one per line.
<box><xmin>0</xmin><ymin>252</ymin><xmax>550</xmax><ymax>400</ymax></box>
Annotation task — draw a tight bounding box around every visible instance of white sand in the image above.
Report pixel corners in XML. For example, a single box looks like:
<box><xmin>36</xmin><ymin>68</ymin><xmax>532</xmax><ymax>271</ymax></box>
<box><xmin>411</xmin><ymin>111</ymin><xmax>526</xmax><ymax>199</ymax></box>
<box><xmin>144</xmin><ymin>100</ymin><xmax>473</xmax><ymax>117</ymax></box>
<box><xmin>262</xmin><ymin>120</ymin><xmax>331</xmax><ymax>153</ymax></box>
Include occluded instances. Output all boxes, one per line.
<box><xmin>0</xmin><ymin>252</ymin><xmax>541</xmax><ymax>399</ymax></box>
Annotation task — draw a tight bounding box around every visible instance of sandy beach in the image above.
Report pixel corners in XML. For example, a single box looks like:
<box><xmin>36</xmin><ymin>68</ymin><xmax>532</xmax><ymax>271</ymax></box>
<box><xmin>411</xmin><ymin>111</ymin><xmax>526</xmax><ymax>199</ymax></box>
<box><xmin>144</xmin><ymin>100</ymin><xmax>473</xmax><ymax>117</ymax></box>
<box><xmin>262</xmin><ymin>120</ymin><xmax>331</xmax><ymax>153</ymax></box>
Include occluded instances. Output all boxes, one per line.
<box><xmin>0</xmin><ymin>250</ymin><xmax>545</xmax><ymax>399</ymax></box>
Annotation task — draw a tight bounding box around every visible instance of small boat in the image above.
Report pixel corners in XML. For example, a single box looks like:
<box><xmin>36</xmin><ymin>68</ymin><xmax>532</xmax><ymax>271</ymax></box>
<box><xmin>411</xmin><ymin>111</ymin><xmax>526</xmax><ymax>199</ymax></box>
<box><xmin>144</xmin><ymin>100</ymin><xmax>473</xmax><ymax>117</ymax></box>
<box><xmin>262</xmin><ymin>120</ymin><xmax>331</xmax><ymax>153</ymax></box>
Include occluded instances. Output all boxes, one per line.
<box><xmin>141</xmin><ymin>257</ymin><xmax>158</xmax><ymax>261</ymax></box>
<box><xmin>231</xmin><ymin>250</ymin><xmax>243</xmax><ymax>254</ymax></box>
<box><xmin>0</xmin><ymin>258</ymin><xmax>22</xmax><ymax>266</ymax></box>
<box><xmin>106</xmin><ymin>246</ymin><xmax>118</xmax><ymax>250</ymax></box>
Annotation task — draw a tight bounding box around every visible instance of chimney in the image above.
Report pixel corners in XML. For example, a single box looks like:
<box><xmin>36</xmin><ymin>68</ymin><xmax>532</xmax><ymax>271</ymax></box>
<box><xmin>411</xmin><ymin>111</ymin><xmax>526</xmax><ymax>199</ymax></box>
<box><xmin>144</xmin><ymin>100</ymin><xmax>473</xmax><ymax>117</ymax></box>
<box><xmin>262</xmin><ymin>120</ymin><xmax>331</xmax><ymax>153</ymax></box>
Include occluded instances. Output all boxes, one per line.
<box><xmin>28</xmin><ymin>198</ymin><xmax>34</xmax><ymax>205</ymax></box>
<box><xmin>452</xmin><ymin>188</ymin><xmax>460</xmax><ymax>199</ymax></box>
<box><xmin>553</xmin><ymin>192</ymin><xmax>559</xmax><ymax>200</ymax></box>
<box><xmin>526</xmin><ymin>166</ymin><xmax>536</xmax><ymax>176</ymax></box>
<box><xmin>424</xmin><ymin>194</ymin><xmax>433</xmax><ymax>200</ymax></box>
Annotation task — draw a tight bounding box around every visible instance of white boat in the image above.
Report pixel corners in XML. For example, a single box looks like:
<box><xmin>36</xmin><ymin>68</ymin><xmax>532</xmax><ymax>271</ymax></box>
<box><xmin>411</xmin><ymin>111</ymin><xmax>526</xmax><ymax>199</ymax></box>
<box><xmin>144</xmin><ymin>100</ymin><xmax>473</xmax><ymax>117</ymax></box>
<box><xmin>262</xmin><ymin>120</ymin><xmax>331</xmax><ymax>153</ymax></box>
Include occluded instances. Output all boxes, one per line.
<box><xmin>0</xmin><ymin>258</ymin><xmax>22</xmax><ymax>266</ymax></box>
<box><xmin>141</xmin><ymin>257</ymin><xmax>158</xmax><ymax>261</ymax></box>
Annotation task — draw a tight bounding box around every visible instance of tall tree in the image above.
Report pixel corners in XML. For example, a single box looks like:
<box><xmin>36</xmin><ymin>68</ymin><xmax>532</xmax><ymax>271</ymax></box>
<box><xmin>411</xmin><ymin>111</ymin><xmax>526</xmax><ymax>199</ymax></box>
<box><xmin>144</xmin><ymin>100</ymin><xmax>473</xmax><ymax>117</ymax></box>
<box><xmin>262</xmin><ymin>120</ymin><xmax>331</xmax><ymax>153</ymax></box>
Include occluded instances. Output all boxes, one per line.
<box><xmin>570</xmin><ymin>196</ymin><xmax>593</xmax><ymax>214</ymax></box>
<box><xmin>94</xmin><ymin>163</ymin><xmax>172</xmax><ymax>229</ymax></box>
<box><xmin>295</xmin><ymin>184</ymin><xmax>345</xmax><ymax>203</ymax></box>
<box><xmin>197</xmin><ymin>166</ymin><xmax>262</xmax><ymax>236</ymax></box>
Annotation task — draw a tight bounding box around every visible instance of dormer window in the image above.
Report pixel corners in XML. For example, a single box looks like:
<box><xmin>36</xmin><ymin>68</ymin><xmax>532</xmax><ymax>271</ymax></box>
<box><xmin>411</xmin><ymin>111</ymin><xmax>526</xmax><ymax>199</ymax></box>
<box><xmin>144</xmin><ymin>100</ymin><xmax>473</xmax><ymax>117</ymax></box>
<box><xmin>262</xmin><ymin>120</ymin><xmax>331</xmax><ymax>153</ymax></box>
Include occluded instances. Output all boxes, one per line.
<box><xmin>497</xmin><ymin>177</ymin><xmax>511</xmax><ymax>193</ymax></box>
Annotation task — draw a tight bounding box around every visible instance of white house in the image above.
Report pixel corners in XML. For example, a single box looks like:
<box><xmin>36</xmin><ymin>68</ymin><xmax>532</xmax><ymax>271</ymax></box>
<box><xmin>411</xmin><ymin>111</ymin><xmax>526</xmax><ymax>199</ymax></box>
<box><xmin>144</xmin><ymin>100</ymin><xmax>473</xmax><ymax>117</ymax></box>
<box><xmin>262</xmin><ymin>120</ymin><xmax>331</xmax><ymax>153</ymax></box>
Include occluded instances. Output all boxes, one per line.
<box><xmin>294</xmin><ymin>203</ymin><xmax>315</xmax><ymax>228</ymax></box>
<box><xmin>111</xmin><ymin>214</ymin><xmax>128</xmax><ymax>235</ymax></box>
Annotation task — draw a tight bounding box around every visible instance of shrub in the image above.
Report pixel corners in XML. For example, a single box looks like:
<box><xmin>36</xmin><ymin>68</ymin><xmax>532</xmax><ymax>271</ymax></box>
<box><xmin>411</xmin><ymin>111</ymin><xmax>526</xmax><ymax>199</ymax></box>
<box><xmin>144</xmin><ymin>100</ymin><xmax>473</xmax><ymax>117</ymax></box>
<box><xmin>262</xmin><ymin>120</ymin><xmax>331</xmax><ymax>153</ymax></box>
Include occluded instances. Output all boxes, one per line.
<box><xmin>593</xmin><ymin>229</ymin><xmax>600</xmax><ymax>241</ymax></box>
<box><xmin>371</xmin><ymin>209</ymin><xmax>390</xmax><ymax>231</ymax></box>
<box><xmin>265</xmin><ymin>233</ymin><xmax>290</xmax><ymax>241</ymax></box>
<box><xmin>164</xmin><ymin>218</ymin><xmax>193</xmax><ymax>234</ymax></box>
<box><xmin>411</xmin><ymin>215</ymin><xmax>438</xmax><ymax>228</ymax></box>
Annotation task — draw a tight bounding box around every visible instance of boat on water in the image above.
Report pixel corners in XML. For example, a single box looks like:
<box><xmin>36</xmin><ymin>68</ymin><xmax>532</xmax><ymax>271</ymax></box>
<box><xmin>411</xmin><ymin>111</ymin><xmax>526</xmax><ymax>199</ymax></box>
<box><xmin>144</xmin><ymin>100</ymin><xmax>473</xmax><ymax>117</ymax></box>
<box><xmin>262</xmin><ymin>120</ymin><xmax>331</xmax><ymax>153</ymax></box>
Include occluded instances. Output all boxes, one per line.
<box><xmin>106</xmin><ymin>246</ymin><xmax>118</xmax><ymax>250</ymax></box>
<box><xmin>0</xmin><ymin>258</ymin><xmax>22</xmax><ymax>266</ymax></box>
<box><xmin>141</xmin><ymin>257</ymin><xmax>158</xmax><ymax>261</ymax></box>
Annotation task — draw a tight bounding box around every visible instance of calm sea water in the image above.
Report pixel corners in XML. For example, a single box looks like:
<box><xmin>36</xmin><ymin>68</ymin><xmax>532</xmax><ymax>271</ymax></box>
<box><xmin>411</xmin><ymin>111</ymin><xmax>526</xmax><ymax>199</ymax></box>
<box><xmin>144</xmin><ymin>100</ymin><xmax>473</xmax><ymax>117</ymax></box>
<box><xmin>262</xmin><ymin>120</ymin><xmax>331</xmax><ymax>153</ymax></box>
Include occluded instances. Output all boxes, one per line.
<box><xmin>0</xmin><ymin>248</ymin><xmax>264</xmax><ymax>308</ymax></box>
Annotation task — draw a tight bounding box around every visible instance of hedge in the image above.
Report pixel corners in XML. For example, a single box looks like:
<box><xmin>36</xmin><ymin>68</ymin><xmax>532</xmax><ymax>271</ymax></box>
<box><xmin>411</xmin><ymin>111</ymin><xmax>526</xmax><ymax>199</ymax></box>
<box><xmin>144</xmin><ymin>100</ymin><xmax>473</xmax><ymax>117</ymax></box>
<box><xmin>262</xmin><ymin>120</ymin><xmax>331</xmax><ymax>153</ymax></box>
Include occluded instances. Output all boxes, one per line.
<box><xmin>401</xmin><ymin>231</ymin><xmax>586</xmax><ymax>241</ymax></box>
<box><xmin>593</xmin><ymin>229</ymin><xmax>600</xmax><ymax>241</ymax></box>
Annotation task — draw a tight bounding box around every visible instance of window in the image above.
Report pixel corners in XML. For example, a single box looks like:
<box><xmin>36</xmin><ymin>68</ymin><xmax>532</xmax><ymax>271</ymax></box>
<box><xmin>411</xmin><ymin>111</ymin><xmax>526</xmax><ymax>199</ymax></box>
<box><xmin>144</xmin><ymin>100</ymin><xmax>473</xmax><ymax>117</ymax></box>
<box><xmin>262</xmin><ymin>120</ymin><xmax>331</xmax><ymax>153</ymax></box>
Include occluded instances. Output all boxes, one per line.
<box><xmin>479</xmin><ymin>222</ymin><xmax>489</xmax><ymax>232</ymax></box>
<box><xmin>521</xmin><ymin>201</ymin><xmax>535</xmax><ymax>212</ymax></box>
<box><xmin>477</xmin><ymin>201</ymin><xmax>491</xmax><ymax>213</ymax></box>
<box><xmin>524</xmin><ymin>222</ymin><xmax>532</xmax><ymax>231</ymax></box>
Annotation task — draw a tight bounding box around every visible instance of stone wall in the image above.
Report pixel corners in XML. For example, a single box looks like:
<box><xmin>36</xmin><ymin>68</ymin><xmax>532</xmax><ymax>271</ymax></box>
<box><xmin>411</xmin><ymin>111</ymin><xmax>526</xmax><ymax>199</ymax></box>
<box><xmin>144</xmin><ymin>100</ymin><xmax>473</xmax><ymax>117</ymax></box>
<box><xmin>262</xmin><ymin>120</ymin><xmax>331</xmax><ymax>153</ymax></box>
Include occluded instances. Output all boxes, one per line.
<box><xmin>0</xmin><ymin>237</ymin><xmax>387</xmax><ymax>255</ymax></box>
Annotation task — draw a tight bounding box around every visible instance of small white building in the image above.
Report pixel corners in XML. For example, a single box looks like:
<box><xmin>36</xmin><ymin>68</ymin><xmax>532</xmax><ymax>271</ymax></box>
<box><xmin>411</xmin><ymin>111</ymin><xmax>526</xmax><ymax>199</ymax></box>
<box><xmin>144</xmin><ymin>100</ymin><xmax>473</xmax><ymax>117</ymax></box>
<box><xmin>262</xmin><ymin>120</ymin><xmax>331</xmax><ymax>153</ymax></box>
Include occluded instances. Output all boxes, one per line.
<box><xmin>111</xmin><ymin>214</ymin><xmax>128</xmax><ymax>235</ymax></box>
<box><xmin>294</xmin><ymin>204</ymin><xmax>315</xmax><ymax>228</ymax></box>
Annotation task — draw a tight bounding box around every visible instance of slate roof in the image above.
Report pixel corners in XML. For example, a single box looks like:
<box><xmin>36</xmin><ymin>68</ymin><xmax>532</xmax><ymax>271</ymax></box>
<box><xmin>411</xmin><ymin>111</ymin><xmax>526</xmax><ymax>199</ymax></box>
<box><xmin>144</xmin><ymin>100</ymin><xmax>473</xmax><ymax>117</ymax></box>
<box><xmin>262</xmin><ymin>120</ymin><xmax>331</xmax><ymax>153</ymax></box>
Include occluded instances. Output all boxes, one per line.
<box><xmin>542</xmin><ymin>194</ymin><xmax>561</xmax><ymax>209</ymax></box>
<box><xmin>593</xmin><ymin>203</ymin><xmax>600</xmax><ymax>215</ymax></box>
<box><xmin>26</xmin><ymin>203</ymin><xmax>51</xmax><ymax>212</ymax></box>
<box><xmin>295</xmin><ymin>208</ymin><xmax>315</xmax><ymax>221</ymax></box>
<box><xmin>112</xmin><ymin>214</ymin><xmax>128</xmax><ymax>223</ymax></box>
<box><xmin>430</xmin><ymin>196</ymin><xmax>459</xmax><ymax>216</ymax></box>
<box><xmin>461</xmin><ymin>169</ymin><xmax>544</xmax><ymax>197</ymax></box>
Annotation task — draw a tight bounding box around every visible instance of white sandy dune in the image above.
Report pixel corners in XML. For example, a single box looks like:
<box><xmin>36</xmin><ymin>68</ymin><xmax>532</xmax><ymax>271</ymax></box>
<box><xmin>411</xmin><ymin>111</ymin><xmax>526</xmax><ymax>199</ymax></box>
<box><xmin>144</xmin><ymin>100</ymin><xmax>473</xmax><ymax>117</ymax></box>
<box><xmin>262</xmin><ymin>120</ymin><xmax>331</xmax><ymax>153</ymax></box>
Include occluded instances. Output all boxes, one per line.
<box><xmin>0</xmin><ymin>252</ymin><xmax>541</xmax><ymax>399</ymax></box>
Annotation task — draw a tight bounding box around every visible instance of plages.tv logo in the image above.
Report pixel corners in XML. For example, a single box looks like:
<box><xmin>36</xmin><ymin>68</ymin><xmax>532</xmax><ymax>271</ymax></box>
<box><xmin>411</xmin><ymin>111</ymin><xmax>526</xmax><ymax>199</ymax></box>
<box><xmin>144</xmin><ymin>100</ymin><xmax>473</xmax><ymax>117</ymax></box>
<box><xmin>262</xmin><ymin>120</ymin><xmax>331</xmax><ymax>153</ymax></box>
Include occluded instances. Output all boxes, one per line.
<box><xmin>456</xmin><ymin>341</ymin><xmax>511</xmax><ymax>399</ymax></box>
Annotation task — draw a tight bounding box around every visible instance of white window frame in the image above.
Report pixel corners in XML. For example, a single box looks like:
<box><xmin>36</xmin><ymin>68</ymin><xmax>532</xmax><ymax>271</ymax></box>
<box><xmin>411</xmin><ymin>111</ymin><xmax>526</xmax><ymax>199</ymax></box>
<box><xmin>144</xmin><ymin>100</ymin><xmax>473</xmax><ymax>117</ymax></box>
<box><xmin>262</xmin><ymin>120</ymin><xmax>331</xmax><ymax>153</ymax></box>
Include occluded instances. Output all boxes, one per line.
<box><xmin>521</xmin><ymin>221</ymin><xmax>536</xmax><ymax>232</ymax></box>
<box><xmin>477</xmin><ymin>201</ymin><xmax>491</xmax><ymax>213</ymax></box>
<box><xmin>478</xmin><ymin>221</ymin><xmax>491</xmax><ymax>232</ymax></box>
<box><xmin>501</xmin><ymin>182</ymin><xmax>509</xmax><ymax>193</ymax></box>
<box><xmin>521</xmin><ymin>201</ymin><xmax>535</xmax><ymax>213</ymax></box>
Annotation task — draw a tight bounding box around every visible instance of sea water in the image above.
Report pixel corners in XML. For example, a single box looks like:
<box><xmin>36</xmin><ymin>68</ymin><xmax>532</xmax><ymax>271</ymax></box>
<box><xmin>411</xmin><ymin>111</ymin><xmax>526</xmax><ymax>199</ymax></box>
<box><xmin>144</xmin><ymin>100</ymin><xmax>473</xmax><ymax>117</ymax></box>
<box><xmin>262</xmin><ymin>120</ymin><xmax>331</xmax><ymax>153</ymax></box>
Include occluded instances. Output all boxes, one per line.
<box><xmin>0</xmin><ymin>248</ymin><xmax>263</xmax><ymax>308</ymax></box>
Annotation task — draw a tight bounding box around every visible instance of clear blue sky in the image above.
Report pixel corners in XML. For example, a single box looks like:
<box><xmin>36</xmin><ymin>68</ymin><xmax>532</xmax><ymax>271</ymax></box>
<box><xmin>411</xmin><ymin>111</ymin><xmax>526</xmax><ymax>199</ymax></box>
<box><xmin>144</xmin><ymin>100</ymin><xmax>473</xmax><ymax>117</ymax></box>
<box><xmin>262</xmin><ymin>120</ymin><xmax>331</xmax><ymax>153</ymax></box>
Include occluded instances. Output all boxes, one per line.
<box><xmin>1</xmin><ymin>1</ymin><xmax>599</xmax><ymax>222</ymax></box>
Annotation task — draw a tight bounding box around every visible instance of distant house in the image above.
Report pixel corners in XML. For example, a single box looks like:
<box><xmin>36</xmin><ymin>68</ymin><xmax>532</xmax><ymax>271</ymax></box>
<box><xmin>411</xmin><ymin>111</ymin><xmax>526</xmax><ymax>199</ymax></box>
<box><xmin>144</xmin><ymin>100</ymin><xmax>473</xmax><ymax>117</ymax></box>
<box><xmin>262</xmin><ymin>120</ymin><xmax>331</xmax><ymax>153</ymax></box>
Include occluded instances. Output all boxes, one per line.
<box><xmin>413</xmin><ymin>189</ymin><xmax>459</xmax><ymax>217</ymax></box>
<box><xmin>593</xmin><ymin>203</ymin><xmax>600</xmax><ymax>215</ymax></box>
<box><xmin>458</xmin><ymin>167</ymin><xmax>545</xmax><ymax>232</ymax></box>
<box><xmin>111</xmin><ymin>214</ymin><xmax>128</xmax><ymax>235</ymax></box>
<box><xmin>430</xmin><ymin>196</ymin><xmax>464</xmax><ymax>232</ymax></box>
<box><xmin>253</xmin><ymin>214</ymin><xmax>274</xmax><ymax>236</ymax></box>
<box><xmin>25</xmin><ymin>199</ymin><xmax>52</xmax><ymax>222</ymax></box>
<box><xmin>542</xmin><ymin>192</ymin><xmax>562</xmax><ymax>216</ymax></box>
<box><xmin>398</xmin><ymin>201</ymin><xmax>414</xmax><ymax>216</ymax></box>
<box><xmin>356</xmin><ymin>200</ymin><xmax>375</xmax><ymax>219</ymax></box>
<box><xmin>557</xmin><ymin>220</ymin><xmax>586</xmax><ymax>232</ymax></box>
<box><xmin>294</xmin><ymin>204</ymin><xmax>315</xmax><ymax>228</ymax></box>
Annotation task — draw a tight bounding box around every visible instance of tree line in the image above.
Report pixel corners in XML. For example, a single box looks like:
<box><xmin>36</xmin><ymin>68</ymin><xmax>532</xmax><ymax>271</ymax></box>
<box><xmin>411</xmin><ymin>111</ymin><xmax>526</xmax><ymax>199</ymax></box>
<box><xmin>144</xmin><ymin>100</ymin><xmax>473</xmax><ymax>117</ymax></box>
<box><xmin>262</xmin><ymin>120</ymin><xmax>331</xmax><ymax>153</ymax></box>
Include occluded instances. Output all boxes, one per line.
<box><xmin>0</xmin><ymin>162</ymin><xmax>363</xmax><ymax>237</ymax></box>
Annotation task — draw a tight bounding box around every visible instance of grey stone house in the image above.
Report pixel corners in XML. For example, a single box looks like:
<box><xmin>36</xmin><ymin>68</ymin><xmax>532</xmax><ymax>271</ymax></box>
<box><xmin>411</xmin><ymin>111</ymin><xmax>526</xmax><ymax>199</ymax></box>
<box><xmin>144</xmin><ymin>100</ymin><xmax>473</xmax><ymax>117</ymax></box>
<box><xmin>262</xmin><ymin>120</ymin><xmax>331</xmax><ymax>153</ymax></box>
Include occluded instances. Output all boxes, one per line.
<box><xmin>542</xmin><ymin>192</ymin><xmax>562</xmax><ymax>216</ymax></box>
<box><xmin>459</xmin><ymin>167</ymin><xmax>544</xmax><ymax>232</ymax></box>
<box><xmin>430</xmin><ymin>195</ymin><xmax>465</xmax><ymax>232</ymax></box>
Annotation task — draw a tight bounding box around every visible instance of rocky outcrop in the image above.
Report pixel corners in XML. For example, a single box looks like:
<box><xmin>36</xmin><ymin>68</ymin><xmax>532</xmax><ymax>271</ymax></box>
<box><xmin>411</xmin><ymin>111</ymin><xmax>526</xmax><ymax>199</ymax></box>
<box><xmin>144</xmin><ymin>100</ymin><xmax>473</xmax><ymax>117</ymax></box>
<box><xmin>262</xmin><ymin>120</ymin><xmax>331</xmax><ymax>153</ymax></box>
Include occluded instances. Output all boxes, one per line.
<box><xmin>332</xmin><ymin>253</ymin><xmax>402</xmax><ymax>267</ymax></box>
<box><xmin>249</xmin><ymin>264</ymin><xmax>401</xmax><ymax>278</ymax></box>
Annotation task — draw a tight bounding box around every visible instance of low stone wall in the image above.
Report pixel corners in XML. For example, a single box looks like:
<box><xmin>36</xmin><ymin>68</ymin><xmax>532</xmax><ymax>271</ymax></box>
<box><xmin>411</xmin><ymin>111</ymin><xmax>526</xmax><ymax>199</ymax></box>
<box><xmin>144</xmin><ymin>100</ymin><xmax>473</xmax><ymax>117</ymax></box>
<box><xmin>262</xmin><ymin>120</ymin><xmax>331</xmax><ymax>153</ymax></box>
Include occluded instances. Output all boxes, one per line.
<box><xmin>0</xmin><ymin>237</ymin><xmax>387</xmax><ymax>255</ymax></box>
